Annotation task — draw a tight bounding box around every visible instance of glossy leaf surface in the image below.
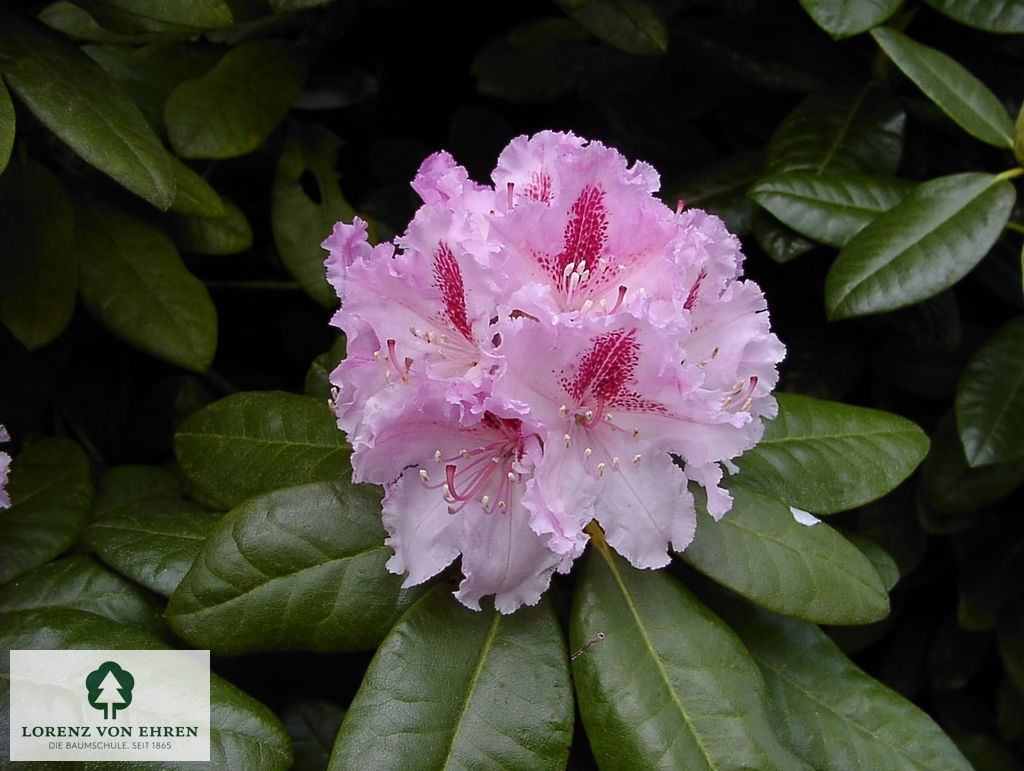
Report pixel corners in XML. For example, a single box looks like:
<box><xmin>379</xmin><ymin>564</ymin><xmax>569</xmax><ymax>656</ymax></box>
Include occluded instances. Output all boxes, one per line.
<box><xmin>0</xmin><ymin>11</ymin><xmax>175</xmax><ymax>207</ymax></box>
<box><xmin>0</xmin><ymin>439</ymin><xmax>92</xmax><ymax>586</ymax></box>
<box><xmin>77</xmin><ymin>199</ymin><xmax>218</xmax><ymax>372</ymax></box>
<box><xmin>330</xmin><ymin>586</ymin><xmax>572</xmax><ymax>770</ymax></box>
<box><xmin>749</xmin><ymin>172</ymin><xmax>913</xmax><ymax>247</ymax></box>
<box><xmin>681</xmin><ymin>483</ymin><xmax>889</xmax><ymax>624</ymax></box>
<box><xmin>826</xmin><ymin>173</ymin><xmax>1015</xmax><ymax>319</ymax></box>
<box><xmin>165</xmin><ymin>40</ymin><xmax>305</xmax><ymax>158</ymax></box>
<box><xmin>571</xmin><ymin>546</ymin><xmax>803</xmax><ymax>769</ymax></box>
<box><xmin>167</xmin><ymin>481</ymin><xmax>419</xmax><ymax>654</ymax></box>
<box><xmin>955</xmin><ymin>316</ymin><xmax>1024</xmax><ymax>467</ymax></box>
<box><xmin>174</xmin><ymin>391</ymin><xmax>351</xmax><ymax>509</ymax></box>
<box><xmin>736</xmin><ymin>393</ymin><xmax>930</xmax><ymax>514</ymax></box>
<box><xmin>872</xmin><ymin>28</ymin><xmax>1014</xmax><ymax>147</ymax></box>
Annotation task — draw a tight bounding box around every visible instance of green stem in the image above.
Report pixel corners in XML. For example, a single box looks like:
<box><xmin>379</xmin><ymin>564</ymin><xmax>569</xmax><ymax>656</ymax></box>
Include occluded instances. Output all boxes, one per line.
<box><xmin>1006</xmin><ymin>221</ymin><xmax>1024</xmax><ymax>235</ymax></box>
<box><xmin>995</xmin><ymin>167</ymin><xmax>1024</xmax><ymax>183</ymax></box>
<box><xmin>205</xmin><ymin>280</ymin><xmax>301</xmax><ymax>290</ymax></box>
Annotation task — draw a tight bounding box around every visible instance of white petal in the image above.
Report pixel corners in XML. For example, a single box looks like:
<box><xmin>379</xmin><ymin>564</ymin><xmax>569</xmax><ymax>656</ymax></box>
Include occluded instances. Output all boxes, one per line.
<box><xmin>790</xmin><ymin>506</ymin><xmax>821</xmax><ymax>527</ymax></box>
<box><xmin>595</xmin><ymin>450</ymin><xmax>695</xmax><ymax>569</ymax></box>
<box><xmin>455</xmin><ymin>493</ymin><xmax>564</xmax><ymax>614</ymax></box>
<box><xmin>381</xmin><ymin>472</ymin><xmax>461</xmax><ymax>587</ymax></box>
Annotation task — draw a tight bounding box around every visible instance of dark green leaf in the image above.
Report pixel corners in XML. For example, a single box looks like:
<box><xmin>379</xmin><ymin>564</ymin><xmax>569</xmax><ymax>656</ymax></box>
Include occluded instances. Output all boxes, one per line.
<box><xmin>84</xmin><ymin>499</ymin><xmax>221</xmax><ymax>596</ymax></box>
<box><xmin>681</xmin><ymin>483</ymin><xmax>890</xmax><ymax>624</ymax></box>
<box><xmin>999</xmin><ymin>603</ymin><xmax>1024</xmax><ymax>698</ymax></box>
<box><xmin>74</xmin><ymin>0</ymin><xmax>233</xmax><ymax>32</ymax></box>
<box><xmin>0</xmin><ymin>155</ymin><xmax>77</xmax><ymax>350</ymax></box>
<box><xmin>872</xmin><ymin>28</ymin><xmax>1014</xmax><ymax>147</ymax></box>
<box><xmin>472</xmin><ymin>18</ymin><xmax>590</xmax><ymax>103</ymax></box>
<box><xmin>168</xmin><ymin>156</ymin><xmax>225</xmax><ymax>216</ymax></box>
<box><xmin>847</xmin><ymin>533</ymin><xmax>900</xmax><ymax>592</ymax></box>
<box><xmin>76</xmin><ymin>198</ymin><xmax>218</xmax><ymax>373</ymax></box>
<box><xmin>175</xmin><ymin>391</ymin><xmax>351</xmax><ymax>509</ymax></box>
<box><xmin>957</xmin><ymin>526</ymin><xmax>1024</xmax><ymax>631</ymax></box>
<box><xmin>571</xmin><ymin>546</ymin><xmax>803</xmax><ymax>769</ymax></box>
<box><xmin>749</xmin><ymin>171</ymin><xmax>914</xmax><ymax>247</ymax></box>
<box><xmin>0</xmin><ymin>11</ymin><xmax>175</xmax><ymax>208</ymax></box>
<box><xmin>273</xmin><ymin>121</ymin><xmax>353</xmax><ymax>306</ymax></box>
<box><xmin>1016</xmin><ymin>102</ymin><xmax>1024</xmax><ymax>167</ymax></box>
<box><xmin>167</xmin><ymin>196</ymin><xmax>253</xmax><ymax>254</ymax></box>
<box><xmin>711</xmin><ymin>597</ymin><xmax>972</xmax><ymax>770</ymax></box>
<box><xmin>921</xmin><ymin>412</ymin><xmax>1024</xmax><ymax>521</ymax></box>
<box><xmin>956</xmin><ymin>316</ymin><xmax>1024</xmax><ymax>467</ymax></box>
<box><xmin>662</xmin><ymin>151</ymin><xmax>763</xmax><ymax>236</ymax></box>
<box><xmin>0</xmin><ymin>438</ymin><xmax>92</xmax><ymax>586</ymax></box>
<box><xmin>83</xmin><ymin>41</ymin><xmax>220</xmax><ymax>132</ymax></box>
<box><xmin>166</xmin><ymin>481</ymin><xmax>421</xmax><ymax>654</ymax></box>
<box><xmin>270</xmin><ymin>0</ymin><xmax>333</xmax><ymax>10</ymax></box>
<box><xmin>798</xmin><ymin>0</ymin><xmax>901</xmax><ymax>39</ymax></box>
<box><xmin>0</xmin><ymin>78</ymin><xmax>12</xmax><ymax>174</ymax></box>
<box><xmin>553</xmin><ymin>0</ymin><xmax>667</xmax><ymax>55</ymax></box>
<box><xmin>766</xmin><ymin>88</ymin><xmax>905</xmax><ymax>175</ymax></box>
<box><xmin>0</xmin><ymin>608</ymin><xmax>293</xmax><ymax>770</ymax></box>
<box><xmin>736</xmin><ymin>393</ymin><xmax>930</xmax><ymax>514</ymax></box>
<box><xmin>94</xmin><ymin>464</ymin><xmax>182</xmax><ymax>516</ymax></box>
<box><xmin>752</xmin><ymin>212</ymin><xmax>817</xmax><ymax>263</ymax></box>
<box><xmin>330</xmin><ymin>587</ymin><xmax>572</xmax><ymax>770</ymax></box>
<box><xmin>283</xmin><ymin>698</ymin><xmax>345</xmax><ymax>771</ymax></box>
<box><xmin>304</xmin><ymin>336</ymin><xmax>346</xmax><ymax>400</ymax></box>
<box><xmin>826</xmin><ymin>173</ymin><xmax>1015</xmax><ymax>320</ymax></box>
<box><xmin>0</xmin><ymin>555</ymin><xmax>165</xmax><ymax>638</ymax></box>
<box><xmin>165</xmin><ymin>40</ymin><xmax>306</xmax><ymax>159</ymax></box>
<box><xmin>39</xmin><ymin>0</ymin><xmax>160</xmax><ymax>43</ymax></box>
<box><xmin>926</xmin><ymin>616</ymin><xmax>989</xmax><ymax>693</ymax></box>
<box><xmin>924</xmin><ymin>0</ymin><xmax>1024</xmax><ymax>34</ymax></box>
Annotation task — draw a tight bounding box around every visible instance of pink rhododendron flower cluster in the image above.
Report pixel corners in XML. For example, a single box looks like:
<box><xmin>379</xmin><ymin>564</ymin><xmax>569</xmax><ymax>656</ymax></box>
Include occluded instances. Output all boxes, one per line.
<box><xmin>0</xmin><ymin>425</ymin><xmax>10</xmax><ymax>509</ymax></box>
<box><xmin>323</xmin><ymin>131</ymin><xmax>784</xmax><ymax>613</ymax></box>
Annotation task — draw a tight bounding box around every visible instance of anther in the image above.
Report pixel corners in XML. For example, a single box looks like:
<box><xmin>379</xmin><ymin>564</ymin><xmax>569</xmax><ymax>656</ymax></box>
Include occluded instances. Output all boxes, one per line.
<box><xmin>460</xmin><ymin>449</ymin><xmax>470</xmax><ymax>459</ymax></box>
<box><xmin>481</xmin><ymin>495</ymin><xmax>491</xmax><ymax>510</ymax></box>
<box><xmin>632</xmin><ymin>428</ymin><xmax>640</xmax><ymax>438</ymax></box>
<box><xmin>584</xmin><ymin>448</ymin><xmax>593</xmax><ymax>460</ymax></box>
<box><xmin>584</xmin><ymin>410</ymin><xmax>594</xmax><ymax>422</ymax></box>
<box><xmin>608</xmin><ymin>285</ymin><xmax>627</xmax><ymax>314</ymax></box>
<box><xmin>612</xmin><ymin>457</ymin><xmax>620</xmax><ymax>470</ymax></box>
<box><xmin>564</xmin><ymin>433</ymin><xmax>572</xmax><ymax>447</ymax></box>
<box><xmin>580</xmin><ymin>299</ymin><xmax>594</xmax><ymax>316</ymax></box>
<box><xmin>596</xmin><ymin>463</ymin><xmax>606</xmax><ymax>476</ymax></box>
<box><xmin>419</xmin><ymin>470</ymin><xmax>430</xmax><ymax>483</ymax></box>
<box><xmin>563</xmin><ymin>262</ymin><xmax>576</xmax><ymax>278</ymax></box>
<box><xmin>498</xmin><ymin>501</ymin><xmax>507</xmax><ymax>511</ymax></box>
<box><xmin>507</xmin><ymin>471</ymin><xmax>516</xmax><ymax>482</ymax></box>
<box><xmin>559</xmin><ymin>404</ymin><xmax>568</xmax><ymax>417</ymax></box>
<box><xmin>434</xmin><ymin>449</ymin><xmax>443</xmax><ymax>463</ymax></box>
<box><xmin>632</xmin><ymin>454</ymin><xmax>642</xmax><ymax>464</ymax></box>
<box><xmin>448</xmin><ymin>503</ymin><xmax>458</xmax><ymax>515</ymax></box>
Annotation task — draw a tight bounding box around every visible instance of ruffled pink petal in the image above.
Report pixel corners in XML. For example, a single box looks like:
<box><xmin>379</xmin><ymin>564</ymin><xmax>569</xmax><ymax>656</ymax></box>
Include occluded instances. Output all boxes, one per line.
<box><xmin>382</xmin><ymin>471</ymin><xmax>461</xmax><ymax>587</ymax></box>
<box><xmin>455</xmin><ymin>488</ymin><xmax>565</xmax><ymax>614</ymax></box>
<box><xmin>411</xmin><ymin>151</ymin><xmax>495</xmax><ymax>213</ymax></box>
<box><xmin>594</xmin><ymin>450</ymin><xmax>696</xmax><ymax>569</ymax></box>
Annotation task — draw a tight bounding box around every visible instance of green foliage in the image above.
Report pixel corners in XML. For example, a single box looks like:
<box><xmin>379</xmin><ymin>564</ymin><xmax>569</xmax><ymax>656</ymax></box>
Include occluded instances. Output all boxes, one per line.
<box><xmin>572</xmin><ymin>545</ymin><xmax>804</xmax><ymax>768</ymax></box>
<box><xmin>174</xmin><ymin>391</ymin><xmax>351</xmax><ymax>508</ymax></box>
<box><xmin>166</xmin><ymin>481</ymin><xmax>421</xmax><ymax>654</ymax></box>
<box><xmin>76</xmin><ymin>198</ymin><xmax>219</xmax><ymax>372</ymax></box>
<box><xmin>0</xmin><ymin>156</ymin><xmax>77</xmax><ymax>349</ymax></box>
<box><xmin>165</xmin><ymin>39</ymin><xmax>306</xmax><ymax>158</ymax></box>
<box><xmin>330</xmin><ymin>587</ymin><xmax>573</xmax><ymax>769</ymax></box>
<box><xmin>0</xmin><ymin>439</ymin><xmax>92</xmax><ymax>585</ymax></box>
<box><xmin>0</xmin><ymin>11</ymin><xmax>175</xmax><ymax>208</ymax></box>
<box><xmin>2</xmin><ymin>0</ymin><xmax>1023</xmax><ymax>765</ymax></box>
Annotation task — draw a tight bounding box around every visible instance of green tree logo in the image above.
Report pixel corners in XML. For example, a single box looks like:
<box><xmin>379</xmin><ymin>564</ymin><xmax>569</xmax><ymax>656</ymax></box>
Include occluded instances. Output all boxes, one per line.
<box><xmin>86</xmin><ymin>661</ymin><xmax>134</xmax><ymax>719</ymax></box>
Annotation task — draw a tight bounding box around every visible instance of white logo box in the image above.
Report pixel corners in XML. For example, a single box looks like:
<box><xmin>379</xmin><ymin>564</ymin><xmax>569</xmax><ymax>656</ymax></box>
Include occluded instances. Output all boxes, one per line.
<box><xmin>10</xmin><ymin>649</ymin><xmax>210</xmax><ymax>762</ymax></box>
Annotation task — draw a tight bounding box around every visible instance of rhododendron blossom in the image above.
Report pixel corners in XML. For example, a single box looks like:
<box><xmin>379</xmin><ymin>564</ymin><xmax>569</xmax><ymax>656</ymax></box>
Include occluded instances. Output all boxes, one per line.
<box><xmin>0</xmin><ymin>425</ymin><xmax>10</xmax><ymax>509</ymax></box>
<box><xmin>323</xmin><ymin>131</ymin><xmax>784</xmax><ymax>613</ymax></box>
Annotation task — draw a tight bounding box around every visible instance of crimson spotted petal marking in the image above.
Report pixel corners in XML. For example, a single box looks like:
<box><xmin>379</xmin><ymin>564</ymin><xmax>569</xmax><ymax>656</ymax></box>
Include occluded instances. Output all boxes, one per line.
<box><xmin>432</xmin><ymin>242</ymin><xmax>474</xmax><ymax>341</ymax></box>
